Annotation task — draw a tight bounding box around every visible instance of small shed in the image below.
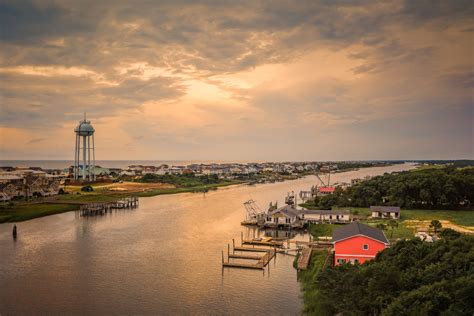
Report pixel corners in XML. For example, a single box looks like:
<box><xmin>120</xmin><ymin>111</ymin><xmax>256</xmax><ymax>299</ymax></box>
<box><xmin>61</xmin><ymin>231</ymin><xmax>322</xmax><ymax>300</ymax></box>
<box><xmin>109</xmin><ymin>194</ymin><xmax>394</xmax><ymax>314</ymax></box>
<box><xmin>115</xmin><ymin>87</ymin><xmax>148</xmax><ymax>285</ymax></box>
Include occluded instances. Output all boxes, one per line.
<box><xmin>370</xmin><ymin>206</ymin><xmax>401</xmax><ymax>219</ymax></box>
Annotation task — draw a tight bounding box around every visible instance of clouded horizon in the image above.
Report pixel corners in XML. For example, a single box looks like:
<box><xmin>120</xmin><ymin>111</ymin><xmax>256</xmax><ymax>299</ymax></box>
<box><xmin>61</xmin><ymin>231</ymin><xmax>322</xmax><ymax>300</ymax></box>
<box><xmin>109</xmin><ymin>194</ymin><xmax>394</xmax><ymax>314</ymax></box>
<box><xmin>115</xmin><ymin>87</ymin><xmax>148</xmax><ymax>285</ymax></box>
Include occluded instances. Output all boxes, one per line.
<box><xmin>0</xmin><ymin>0</ymin><xmax>473</xmax><ymax>161</ymax></box>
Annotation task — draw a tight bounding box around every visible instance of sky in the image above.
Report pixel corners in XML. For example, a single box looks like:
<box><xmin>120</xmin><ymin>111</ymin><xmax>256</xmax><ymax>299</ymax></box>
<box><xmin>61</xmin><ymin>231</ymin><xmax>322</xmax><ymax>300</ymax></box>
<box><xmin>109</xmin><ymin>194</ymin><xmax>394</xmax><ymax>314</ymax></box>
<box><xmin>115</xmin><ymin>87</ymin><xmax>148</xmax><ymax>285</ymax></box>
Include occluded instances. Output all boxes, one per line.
<box><xmin>0</xmin><ymin>0</ymin><xmax>473</xmax><ymax>161</ymax></box>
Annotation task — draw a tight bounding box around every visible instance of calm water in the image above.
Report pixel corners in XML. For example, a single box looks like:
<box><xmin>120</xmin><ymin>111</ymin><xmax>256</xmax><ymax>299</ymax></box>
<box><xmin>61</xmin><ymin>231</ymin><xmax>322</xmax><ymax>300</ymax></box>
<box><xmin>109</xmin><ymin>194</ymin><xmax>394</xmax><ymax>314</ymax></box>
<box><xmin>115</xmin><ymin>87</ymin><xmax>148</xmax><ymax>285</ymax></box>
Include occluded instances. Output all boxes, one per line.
<box><xmin>0</xmin><ymin>163</ymin><xmax>415</xmax><ymax>315</ymax></box>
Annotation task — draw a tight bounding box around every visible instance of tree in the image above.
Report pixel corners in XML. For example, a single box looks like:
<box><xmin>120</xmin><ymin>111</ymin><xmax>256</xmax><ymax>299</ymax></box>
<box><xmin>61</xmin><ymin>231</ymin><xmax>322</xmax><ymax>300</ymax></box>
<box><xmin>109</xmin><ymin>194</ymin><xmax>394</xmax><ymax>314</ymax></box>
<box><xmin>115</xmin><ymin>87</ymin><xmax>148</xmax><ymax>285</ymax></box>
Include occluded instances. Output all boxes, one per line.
<box><xmin>440</xmin><ymin>228</ymin><xmax>461</xmax><ymax>239</ymax></box>
<box><xmin>388</xmin><ymin>220</ymin><xmax>399</xmax><ymax>238</ymax></box>
<box><xmin>430</xmin><ymin>220</ymin><xmax>442</xmax><ymax>235</ymax></box>
<box><xmin>377</xmin><ymin>222</ymin><xmax>387</xmax><ymax>231</ymax></box>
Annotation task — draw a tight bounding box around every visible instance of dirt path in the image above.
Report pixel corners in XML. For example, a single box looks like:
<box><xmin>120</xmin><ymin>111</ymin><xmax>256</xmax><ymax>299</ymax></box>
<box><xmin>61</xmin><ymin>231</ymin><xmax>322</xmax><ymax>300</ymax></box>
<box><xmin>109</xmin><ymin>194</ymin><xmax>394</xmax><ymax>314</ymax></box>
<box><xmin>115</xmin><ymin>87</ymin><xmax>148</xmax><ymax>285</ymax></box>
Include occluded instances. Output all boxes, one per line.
<box><xmin>404</xmin><ymin>220</ymin><xmax>474</xmax><ymax>234</ymax></box>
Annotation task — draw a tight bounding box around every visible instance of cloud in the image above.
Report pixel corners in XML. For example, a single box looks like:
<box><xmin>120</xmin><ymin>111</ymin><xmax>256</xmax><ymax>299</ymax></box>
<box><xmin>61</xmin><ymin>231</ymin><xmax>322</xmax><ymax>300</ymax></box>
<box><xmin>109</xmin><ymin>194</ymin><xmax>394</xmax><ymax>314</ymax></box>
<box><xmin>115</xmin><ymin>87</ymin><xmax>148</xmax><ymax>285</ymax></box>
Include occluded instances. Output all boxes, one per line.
<box><xmin>26</xmin><ymin>137</ymin><xmax>45</xmax><ymax>144</ymax></box>
<box><xmin>0</xmin><ymin>0</ymin><xmax>473</xmax><ymax>160</ymax></box>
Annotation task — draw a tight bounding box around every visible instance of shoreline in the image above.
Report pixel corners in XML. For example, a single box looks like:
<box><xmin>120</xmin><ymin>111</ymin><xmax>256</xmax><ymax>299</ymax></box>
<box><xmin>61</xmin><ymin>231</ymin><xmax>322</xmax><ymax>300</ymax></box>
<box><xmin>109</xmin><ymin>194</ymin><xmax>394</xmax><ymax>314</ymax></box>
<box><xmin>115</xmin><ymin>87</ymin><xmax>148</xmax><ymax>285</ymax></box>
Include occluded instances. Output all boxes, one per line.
<box><xmin>0</xmin><ymin>163</ymin><xmax>407</xmax><ymax>224</ymax></box>
<box><xmin>0</xmin><ymin>181</ymin><xmax>245</xmax><ymax>223</ymax></box>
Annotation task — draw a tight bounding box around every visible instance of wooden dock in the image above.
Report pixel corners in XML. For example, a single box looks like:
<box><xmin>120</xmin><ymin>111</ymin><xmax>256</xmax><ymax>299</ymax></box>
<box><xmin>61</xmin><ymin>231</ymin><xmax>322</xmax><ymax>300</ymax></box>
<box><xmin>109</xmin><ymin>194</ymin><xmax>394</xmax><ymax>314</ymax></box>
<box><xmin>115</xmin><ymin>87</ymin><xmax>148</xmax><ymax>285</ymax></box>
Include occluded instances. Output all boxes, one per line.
<box><xmin>297</xmin><ymin>247</ymin><xmax>312</xmax><ymax>271</ymax></box>
<box><xmin>242</xmin><ymin>238</ymin><xmax>284</xmax><ymax>248</ymax></box>
<box><xmin>222</xmin><ymin>235</ymin><xmax>277</xmax><ymax>270</ymax></box>
<box><xmin>233</xmin><ymin>246</ymin><xmax>271</xmax><ymax>252</ymax></box>
<box><xmin>223</xmin><ymin>248</ymin><xmax>276</xmax><ymax>270</ymax></box>
<box><xmin>79</xmin><ymin>197</ymin><xmax>139</xmax><ymax>217</ymax></box>
<box><xmin>228</xmin><ymin>254</ymin><xmax>262</xmax><ymax>260</ymax></box>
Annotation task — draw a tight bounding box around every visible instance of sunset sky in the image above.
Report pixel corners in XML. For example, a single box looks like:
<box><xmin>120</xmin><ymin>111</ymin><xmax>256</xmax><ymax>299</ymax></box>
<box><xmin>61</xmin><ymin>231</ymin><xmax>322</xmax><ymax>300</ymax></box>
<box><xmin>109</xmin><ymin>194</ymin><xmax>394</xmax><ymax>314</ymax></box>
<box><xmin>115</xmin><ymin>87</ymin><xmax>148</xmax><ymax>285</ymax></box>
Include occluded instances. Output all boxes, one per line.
<box><xmin>0</xmin><ymin>0</ymin><xmax>473</xmax><ymax>161</ymax></box>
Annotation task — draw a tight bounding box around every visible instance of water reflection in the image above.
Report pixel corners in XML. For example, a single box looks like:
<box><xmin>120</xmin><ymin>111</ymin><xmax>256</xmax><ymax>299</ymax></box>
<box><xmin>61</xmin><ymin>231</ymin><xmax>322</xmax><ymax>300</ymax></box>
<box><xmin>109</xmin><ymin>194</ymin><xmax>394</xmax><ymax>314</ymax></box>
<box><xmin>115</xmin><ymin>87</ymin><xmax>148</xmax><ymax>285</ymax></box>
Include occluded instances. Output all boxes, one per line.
<box><xmin>0</xmin><ymin>163</ymin><xmax>415</xmax><ymax>314</ymax></box>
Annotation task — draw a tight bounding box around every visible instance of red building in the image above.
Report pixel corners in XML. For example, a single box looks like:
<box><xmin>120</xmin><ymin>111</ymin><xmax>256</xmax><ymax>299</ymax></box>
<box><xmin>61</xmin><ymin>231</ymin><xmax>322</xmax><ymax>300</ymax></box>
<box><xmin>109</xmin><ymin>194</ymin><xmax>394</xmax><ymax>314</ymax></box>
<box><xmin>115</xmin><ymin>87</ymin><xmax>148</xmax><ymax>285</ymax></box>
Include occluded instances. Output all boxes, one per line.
<box><xmin>333</xmin><ymin>222</ymin><xmax>389</xmax><ymax>265</ymax></box>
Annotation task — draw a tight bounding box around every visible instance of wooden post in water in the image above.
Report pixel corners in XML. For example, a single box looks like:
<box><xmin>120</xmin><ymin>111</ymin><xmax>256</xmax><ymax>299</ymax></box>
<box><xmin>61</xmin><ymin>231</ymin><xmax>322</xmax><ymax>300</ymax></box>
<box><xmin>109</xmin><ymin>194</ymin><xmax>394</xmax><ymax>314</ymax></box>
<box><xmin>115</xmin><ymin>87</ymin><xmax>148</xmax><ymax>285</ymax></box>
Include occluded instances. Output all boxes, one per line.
<box><xmin>228</xmin><ymin>244</ymin><xmax>230</xmax><ymax>257</ymax></box>
<box><xmin>241</xmin><ymin>231</ymin><xmax>243</xmax><ymax>246</ymax></box>
<box><xmin>232</xmin><ymin>239</ymin><xmax>235</xmax><ymax>253</ymax></box>
<box><xmin>222</xmin><ymin>250</ymin><xmax>224</xmax><ymax>264</ymax></box>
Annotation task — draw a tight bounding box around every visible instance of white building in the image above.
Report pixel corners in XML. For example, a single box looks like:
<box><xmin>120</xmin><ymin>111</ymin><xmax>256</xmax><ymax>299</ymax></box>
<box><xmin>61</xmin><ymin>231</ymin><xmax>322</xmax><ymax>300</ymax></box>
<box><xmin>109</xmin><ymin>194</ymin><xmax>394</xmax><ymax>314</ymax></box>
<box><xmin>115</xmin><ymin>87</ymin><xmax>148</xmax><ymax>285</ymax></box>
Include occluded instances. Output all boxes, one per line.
<box><xmin>300</xmin><ymin>210</ymin><xmax>352</xmax><ymax>223</ymax></box>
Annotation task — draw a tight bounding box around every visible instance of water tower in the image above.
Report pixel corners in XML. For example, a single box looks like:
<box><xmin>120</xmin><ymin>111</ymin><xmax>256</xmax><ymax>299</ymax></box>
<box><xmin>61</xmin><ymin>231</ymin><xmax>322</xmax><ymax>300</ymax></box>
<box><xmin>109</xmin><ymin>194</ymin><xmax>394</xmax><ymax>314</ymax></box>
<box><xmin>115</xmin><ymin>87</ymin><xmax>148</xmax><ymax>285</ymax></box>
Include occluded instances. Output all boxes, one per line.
<box><xmin>74</xmin><ymin>113</ymin><xmax>96</xmax><ymax>181</ymax></box>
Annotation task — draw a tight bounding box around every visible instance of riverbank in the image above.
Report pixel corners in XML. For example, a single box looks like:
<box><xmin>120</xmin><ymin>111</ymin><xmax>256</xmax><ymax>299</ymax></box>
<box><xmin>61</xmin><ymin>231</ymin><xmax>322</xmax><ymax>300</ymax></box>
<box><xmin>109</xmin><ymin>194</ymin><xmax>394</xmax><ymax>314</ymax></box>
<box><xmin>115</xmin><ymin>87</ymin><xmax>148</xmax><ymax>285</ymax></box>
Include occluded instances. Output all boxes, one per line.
<box><xmin>297</xmin><ymin>249</ymin><xmax>329</xmax><ymax>314</ymax></box>
<box><xmin>0</xmin><ymin>181</ymin><xmax>244</xmax><ymax>223</ymax></box>
<box><xmin>0</xmin><ymin>162</ymin><xmax>412</xmax><ymax>224</ymax></box>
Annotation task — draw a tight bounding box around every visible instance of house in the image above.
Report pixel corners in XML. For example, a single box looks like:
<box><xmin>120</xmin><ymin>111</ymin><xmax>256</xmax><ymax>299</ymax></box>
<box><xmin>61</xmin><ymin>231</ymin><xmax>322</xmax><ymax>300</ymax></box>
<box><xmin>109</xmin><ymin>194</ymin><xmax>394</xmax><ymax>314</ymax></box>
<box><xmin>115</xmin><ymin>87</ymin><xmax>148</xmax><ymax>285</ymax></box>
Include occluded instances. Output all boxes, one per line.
<box><xmin>264</xmin><ymin>205</ymin><xmax>301</xmax><ymax>228</ymax></box>
<box><xmin>300</xmin><ymin>210</ymin><xmax>351</xmax><ymax>223</ymax></box>
<box><xmin>333</xmin><ymin>222</ymin><xmax>389</xmax><ymax>265</ymax></box>
<box><xmin>371</xmin><ymin>206</ymin><xmax>401</xmax><ymax>219</ymax></box>
<box><xmin>0</xmin><ymin>183</ymin><xmax>19</xmax><ymax>201</ymax></box>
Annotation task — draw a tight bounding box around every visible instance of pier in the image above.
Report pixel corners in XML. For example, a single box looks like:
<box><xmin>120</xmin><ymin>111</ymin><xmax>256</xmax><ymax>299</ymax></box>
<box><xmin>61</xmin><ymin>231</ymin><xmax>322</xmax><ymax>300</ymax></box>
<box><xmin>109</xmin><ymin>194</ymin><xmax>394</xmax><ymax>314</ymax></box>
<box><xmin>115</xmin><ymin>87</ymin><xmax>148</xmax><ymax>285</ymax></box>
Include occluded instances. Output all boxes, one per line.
<box><xmin>222</xmin><ymin>247</ymin><xmax>276</xmax><ymax>270</ymax></box>
<box><xmin>79</xmin><ymin>197</ymin><xmax>139</xmax><ymax>217</ymax></box>
<box><xmin>296</xmin><ymin>247</ymin><xmax>312</xmax><ymax>271</ymax></box>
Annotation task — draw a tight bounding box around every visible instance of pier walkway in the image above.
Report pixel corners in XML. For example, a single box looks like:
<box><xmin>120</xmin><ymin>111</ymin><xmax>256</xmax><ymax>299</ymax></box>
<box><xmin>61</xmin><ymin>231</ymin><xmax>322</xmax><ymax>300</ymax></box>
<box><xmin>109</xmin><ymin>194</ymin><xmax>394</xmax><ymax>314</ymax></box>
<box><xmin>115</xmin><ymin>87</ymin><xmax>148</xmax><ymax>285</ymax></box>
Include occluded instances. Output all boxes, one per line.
<box><xmin>296</xmin><ymin>247</ymin><xmax>312</xmax><ymax>271</ymax></box>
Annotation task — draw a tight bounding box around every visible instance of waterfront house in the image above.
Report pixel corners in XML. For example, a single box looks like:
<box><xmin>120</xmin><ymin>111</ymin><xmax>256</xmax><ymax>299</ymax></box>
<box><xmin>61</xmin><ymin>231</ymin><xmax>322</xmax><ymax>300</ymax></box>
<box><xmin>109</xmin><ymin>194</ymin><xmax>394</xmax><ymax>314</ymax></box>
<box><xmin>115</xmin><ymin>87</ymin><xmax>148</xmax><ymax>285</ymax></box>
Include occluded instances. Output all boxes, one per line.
<box><xmin>333</xmin><ymin>222</ymin><xmax>389</xmax><ymax>265</ymax></box>
<box><xmin>264</xmin><ymin>205</ymin><xmax>301</xmax><ymax>228</ymax></box>
<box><xmin>370</xmin><ymin>206</ymin><xmax>401</xmax><ymax>219</ymax></box>
<box><xmin>300</xmin><ymin>209</ymin><xmax>351</xmax><ymax>223</ymax></box>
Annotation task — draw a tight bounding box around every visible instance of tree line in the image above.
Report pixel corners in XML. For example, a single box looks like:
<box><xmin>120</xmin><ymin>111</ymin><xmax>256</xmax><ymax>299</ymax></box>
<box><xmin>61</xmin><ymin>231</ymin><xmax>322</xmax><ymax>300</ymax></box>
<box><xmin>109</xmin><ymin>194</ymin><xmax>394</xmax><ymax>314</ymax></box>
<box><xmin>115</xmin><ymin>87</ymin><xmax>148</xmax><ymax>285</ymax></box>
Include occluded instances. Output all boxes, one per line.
<box><xmin>311</xmin><ymin>167</ymin><xmax>474</xmax><ymax>210</ymax></box>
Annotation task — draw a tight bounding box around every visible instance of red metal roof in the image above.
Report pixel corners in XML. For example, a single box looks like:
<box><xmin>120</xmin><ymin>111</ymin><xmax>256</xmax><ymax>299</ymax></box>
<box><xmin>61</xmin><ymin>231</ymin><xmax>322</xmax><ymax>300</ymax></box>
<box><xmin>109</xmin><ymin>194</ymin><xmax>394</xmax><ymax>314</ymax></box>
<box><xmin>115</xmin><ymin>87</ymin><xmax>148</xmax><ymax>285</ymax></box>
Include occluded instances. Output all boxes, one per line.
<box><xmin>319</xmin><ymin>186</ymin><xmax>335</xmax><ymax>193</ymax></box>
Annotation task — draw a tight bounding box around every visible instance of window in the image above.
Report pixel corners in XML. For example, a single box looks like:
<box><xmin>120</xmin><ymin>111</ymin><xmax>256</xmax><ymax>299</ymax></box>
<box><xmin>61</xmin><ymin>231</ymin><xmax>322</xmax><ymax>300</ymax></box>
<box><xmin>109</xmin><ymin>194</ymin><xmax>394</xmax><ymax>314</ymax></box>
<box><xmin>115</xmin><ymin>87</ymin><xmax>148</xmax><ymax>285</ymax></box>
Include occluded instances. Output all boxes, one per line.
<box><xmin>337</xmin><ymin>259</ymin><xmax>346</xmax><ymax>264</ymax></box>
<box><xmin>363</xmin><ymin>244</ymin><xmax>369</xmax><ymax>250</ymax></box>
<box><xmin>267</xmin><ymin>217</ymin><xmax>271</xmax><ymax>221</ymax></box>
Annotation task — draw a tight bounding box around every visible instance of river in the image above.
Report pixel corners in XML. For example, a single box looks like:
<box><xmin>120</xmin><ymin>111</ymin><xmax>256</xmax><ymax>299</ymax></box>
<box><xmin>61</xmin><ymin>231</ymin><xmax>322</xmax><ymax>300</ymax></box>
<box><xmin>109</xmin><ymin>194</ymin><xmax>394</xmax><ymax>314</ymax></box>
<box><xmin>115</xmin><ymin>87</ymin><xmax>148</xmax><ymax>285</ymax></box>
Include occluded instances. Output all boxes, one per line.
<box><xmin>0</xmin><ymin>163</ymin><xmax>415</xmax><ymax>315</ymax></box>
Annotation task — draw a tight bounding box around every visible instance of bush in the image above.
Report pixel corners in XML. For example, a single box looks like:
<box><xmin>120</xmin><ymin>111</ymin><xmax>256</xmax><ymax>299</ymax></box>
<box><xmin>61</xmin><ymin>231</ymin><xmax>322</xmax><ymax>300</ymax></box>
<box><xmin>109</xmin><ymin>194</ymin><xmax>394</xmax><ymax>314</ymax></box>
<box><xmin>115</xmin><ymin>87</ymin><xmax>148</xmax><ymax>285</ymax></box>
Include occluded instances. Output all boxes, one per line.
<box><xmin>81</xmin><ymin>185</ymin><xmax>93</xmax><ymax>192</ymax></box>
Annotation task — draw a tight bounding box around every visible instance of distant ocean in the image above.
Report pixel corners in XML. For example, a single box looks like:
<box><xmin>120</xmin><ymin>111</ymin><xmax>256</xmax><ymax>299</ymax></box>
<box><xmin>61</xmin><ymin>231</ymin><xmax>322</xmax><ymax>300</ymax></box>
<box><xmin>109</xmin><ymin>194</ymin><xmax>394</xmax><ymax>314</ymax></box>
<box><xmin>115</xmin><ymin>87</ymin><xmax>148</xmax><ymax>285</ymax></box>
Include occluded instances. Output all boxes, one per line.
<box><xmin>0</xmin><ymin>160</ymin><xmax>241</xmax><ymax>169</ymax></box>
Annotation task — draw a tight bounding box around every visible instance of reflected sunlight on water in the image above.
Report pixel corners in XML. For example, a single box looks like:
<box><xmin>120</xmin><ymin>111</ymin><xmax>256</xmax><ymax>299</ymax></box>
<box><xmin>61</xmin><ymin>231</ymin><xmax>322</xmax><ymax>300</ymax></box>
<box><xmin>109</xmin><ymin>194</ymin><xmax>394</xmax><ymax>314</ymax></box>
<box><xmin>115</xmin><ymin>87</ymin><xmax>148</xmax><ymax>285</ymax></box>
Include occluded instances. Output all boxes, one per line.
<box><xmin>0</xmin><ymin>163</ymin><xmax>414</xmax><ymax>314</ymax></box>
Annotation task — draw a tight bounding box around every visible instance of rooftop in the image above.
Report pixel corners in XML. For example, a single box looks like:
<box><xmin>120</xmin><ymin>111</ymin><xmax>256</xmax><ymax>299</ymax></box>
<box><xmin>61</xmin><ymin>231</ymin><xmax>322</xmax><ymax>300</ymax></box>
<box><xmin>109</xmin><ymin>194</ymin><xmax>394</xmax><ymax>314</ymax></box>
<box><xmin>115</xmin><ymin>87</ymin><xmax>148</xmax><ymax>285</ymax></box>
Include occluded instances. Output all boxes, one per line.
<box><xmin>332</xmin><ymin>222</ymin><xmax>389</xmax><ymax>244</ymax></box>
<box><xmin>370</xmin><ymin>206</ymin><xmax>401</xmax><ymax>213</ymax></box>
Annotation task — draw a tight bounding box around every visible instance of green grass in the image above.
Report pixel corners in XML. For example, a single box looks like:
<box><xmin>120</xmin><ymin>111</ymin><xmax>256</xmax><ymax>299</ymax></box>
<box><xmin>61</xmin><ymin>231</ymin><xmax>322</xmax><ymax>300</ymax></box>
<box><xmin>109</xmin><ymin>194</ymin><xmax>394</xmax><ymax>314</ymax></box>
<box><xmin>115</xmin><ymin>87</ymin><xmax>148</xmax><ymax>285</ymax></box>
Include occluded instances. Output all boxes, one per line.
<box><xmin>342</xmin><ymin>207</ymin><xmax>474</xmax><ymax>226</ymax></box>
<box><xmin>297</xmin><ymin>250</ymin><xmax>330</xmax><ymax>315</ymax></box>
<box><xmin>0</xmin><ymin>203</ymin><xmax>79</xmax><ymax>223</ymax></box>
<box><xmin>361</xmin><ymin>220</ymin><xmax>415</xmax><ymax>240</ymax></box>
<box><xmin>0</xmin><ymin>181</ymin><xmax>242</xmax><ymax>223</ymax></box>
<box><xmin>410</xmin><ymin>164</ymin><xmax>446</xmax><ymax>172</ymax></box>
<box><xmin>308</xmin><ymin>223</ymin><xmax>338</xmax><ymax>238</ymax></box>
<box><xmin>401</xmin><ymin>209</ymin><xmax>474</xmax><ymax>226</ymax></box>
